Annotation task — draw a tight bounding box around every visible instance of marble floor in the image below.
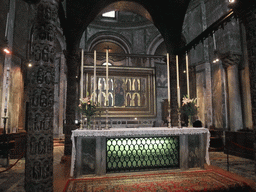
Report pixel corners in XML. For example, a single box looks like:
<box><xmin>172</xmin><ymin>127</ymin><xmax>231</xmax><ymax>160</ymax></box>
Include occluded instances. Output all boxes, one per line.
<box><xmin>0</xmin><ymin>144</ymin><xmax>256</xmax><ymax>192</ymax></box>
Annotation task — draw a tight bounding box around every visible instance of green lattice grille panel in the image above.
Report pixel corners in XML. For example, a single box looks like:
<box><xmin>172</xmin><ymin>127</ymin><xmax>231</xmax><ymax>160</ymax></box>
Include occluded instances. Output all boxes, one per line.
<box><xmin>106</xmin><ymin>136</ymin><xmax>179</xmax><ymax>173</ymax></box>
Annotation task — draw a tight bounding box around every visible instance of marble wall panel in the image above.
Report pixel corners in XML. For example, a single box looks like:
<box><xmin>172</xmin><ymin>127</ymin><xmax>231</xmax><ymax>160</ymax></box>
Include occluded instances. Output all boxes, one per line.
<box><xmin>133</xmin><ymin>29</ymin><xmax>145</xmax><ymax>53</ymax></box>
<box><xmin>196</xmin><ymin>66</ymin><xmax>205</xmax><ymax>126</ymax></box>
<box><xmin>212</xmin><ymin>63</ymin><xmax>224</xmax><ymax>128</ymax></box>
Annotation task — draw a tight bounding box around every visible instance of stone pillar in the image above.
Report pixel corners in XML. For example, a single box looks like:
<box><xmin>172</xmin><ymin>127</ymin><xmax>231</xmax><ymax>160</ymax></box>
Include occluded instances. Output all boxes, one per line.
<box><xmin>225</xmin><ymin>58</ymin><xmax>243</xmax><ymax>131</ymax></box>
<box><xmin>25</xmin><ymin>0</ymin><xmax>58</xmax><ymax>191</ymax></box>
<box><xmin>212</xmin><ymin>60</ymin><xmax>228</xmax><ymax>129</ymax></box>
<box><xmin>229</xmin><ymin>0</ymin><xmax>256</xmax><ymax>173</ymax></box>
<box><xmin>63</xmin><ymin>51</ymin><xmax>79</xmax><ymax>156</ymax></box>
<box><xmin>200</xmin><ymin>0</ymin><xmax>213</xmax><ymax>127</ymax></box>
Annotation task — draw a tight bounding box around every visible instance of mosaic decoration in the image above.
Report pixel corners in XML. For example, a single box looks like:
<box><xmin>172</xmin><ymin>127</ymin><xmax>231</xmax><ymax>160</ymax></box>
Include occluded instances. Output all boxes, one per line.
<box><xmin>91</xmin><ymin>76</ymin><xmax>147</xmax><ymax>107</ymax></box>
<box><xmin>25</xmin><ymin>0</ymin><xmax>58</xmax><ymax>191</ymax></box>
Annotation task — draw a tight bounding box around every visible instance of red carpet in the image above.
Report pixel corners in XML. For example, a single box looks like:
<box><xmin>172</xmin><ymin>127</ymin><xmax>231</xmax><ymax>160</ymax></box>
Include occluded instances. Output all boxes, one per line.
<box><xmin>64</xmin><ymin>168</ymin><xmax>255</xmax><ymax>192</ymax></box>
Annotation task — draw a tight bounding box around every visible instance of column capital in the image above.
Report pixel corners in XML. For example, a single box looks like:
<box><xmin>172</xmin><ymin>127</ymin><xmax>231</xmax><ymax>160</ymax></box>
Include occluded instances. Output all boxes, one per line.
<box><xmin>218</xmin><ymin>51</ymin><xmax>242</xmax><ymax>67</ymax></box>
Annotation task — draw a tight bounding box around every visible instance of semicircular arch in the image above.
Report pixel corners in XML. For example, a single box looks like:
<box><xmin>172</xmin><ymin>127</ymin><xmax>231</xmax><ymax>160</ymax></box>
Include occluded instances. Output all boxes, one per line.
<box><xmin>86</xmin><ymin>31</ymin><xmax>132</xmax><ymax>54</ymax></box>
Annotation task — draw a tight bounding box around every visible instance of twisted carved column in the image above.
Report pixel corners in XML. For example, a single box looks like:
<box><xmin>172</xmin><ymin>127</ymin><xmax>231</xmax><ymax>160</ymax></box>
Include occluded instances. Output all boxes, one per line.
<box><xmin>25</xmin><ymin>0</ymin><xmax>58</xmax><ymax>191</ymax></box>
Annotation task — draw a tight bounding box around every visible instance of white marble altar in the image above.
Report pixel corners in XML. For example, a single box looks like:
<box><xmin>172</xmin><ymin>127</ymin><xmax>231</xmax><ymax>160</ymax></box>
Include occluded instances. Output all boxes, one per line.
<box><xmin>71</xmin><ymin>127</ymin><xmax>210</xmax><ymax>177</ymax></box>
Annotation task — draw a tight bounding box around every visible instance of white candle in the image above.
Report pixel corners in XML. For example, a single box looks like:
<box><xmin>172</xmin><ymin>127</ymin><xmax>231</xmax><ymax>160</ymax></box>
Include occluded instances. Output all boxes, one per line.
<box><xmin>167</xmin><ymin>53</ymin><xmax>170</xmax><ymax>105</ymax></box>
<box><xmin>80</xmin><ymin>49</ymin><xmax>84</xmax><ymax>99</ymax></box>
<box><xmin>186</xmin><ymin>52</ymin><xmax>190</xmax><ymax>99</ymax></box>
<box><xmin>106</xmin><ymin>49</ymin><xmax>109</xmax><ymax>106</ymax></box>
<box><xmin>94</xmin><ymin>50</ymin><xmax>96</xmax><ymax>103</ymax></box>
<box><xmin>5</xmin><ymin>13</ymin><xmax>9</xmax><ymax>38</ymax></box>
<box><xmin>176</xmin><ymin>55</ymin><xmax>181</xmax><ymax>108</ymax></box>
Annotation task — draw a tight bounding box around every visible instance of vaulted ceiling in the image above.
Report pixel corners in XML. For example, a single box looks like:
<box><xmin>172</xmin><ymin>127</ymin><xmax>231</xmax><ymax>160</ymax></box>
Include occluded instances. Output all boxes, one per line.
<box><xmin>60</xmin><ymin>0</ymin><xmax>191</xmax><ymax>54</ymax></box>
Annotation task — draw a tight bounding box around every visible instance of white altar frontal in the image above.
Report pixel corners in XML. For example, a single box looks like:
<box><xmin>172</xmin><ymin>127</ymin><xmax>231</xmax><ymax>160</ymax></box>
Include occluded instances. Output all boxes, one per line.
<box><xmin>71</xmin><ymin>127</ymin><xmax>210</xmax><ymax>177</ymax></box>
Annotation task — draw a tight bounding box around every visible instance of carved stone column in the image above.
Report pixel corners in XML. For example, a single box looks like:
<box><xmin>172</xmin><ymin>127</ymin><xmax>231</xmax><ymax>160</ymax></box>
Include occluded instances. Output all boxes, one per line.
<box><xmin>25</xmin><ymin>0</ymin><xmax>58</xmax><ymax>191</ymax></box>
<box><xmin>222</xmin><ymin>53</ymin><xmax>243</xmax><ymax>131</ymax></box>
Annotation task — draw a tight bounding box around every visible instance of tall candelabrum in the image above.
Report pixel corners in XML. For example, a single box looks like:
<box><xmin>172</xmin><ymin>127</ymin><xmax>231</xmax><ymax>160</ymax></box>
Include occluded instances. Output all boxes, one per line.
<box><xmin>167</xmin><ymin>102</ymin><xmax>171</xmax><ymax>128</ymax></box>
<box><xmin>177</xmin><ymin>108</ymin><xmax>182</xmax><ymax>128</ymax></box>
<box><xmin>105</xmin><ymin>101</ymin><xmax>109</xmax><ymax>129</ymax></box>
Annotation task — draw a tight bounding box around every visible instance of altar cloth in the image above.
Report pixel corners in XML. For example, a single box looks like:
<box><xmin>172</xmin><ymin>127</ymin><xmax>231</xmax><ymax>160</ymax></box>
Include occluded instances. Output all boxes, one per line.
<box><xmin>71</xmin><ymin>127</ymin><xmax>210</xmax><ymax>177</ymax></box>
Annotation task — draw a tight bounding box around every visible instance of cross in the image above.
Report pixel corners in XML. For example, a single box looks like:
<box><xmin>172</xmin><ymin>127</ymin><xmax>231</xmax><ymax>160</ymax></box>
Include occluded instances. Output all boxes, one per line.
<box><xmin>104</xmin><ymin>46</ymin><xmax>112</xmax><ymax>51</ymax></box>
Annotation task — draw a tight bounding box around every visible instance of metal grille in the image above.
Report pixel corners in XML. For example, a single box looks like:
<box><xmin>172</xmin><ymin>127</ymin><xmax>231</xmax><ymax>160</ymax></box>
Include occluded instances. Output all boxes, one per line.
<box><xmin>106</xmin><ymin>136</ymin><xmax>179</xmax><ymax>173</ymax></box>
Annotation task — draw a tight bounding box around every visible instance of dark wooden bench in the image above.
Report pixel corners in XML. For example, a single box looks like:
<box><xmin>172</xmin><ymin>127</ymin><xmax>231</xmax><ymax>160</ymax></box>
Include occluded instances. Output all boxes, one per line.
<box><xmin>224</xmin><ymin>130</ymin><xmax>254</xmax><ymax>160</ymax></box>
<box><xmin>0</xmin><ymin>132</ymin><xmax>26</xmax><ymax>159</ymax></box>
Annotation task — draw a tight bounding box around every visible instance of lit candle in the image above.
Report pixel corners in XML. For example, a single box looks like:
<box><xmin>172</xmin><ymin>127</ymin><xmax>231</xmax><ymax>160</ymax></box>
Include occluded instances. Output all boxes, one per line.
<box><xmin>186</xmin><ymin>52</ymin><xmax>190</xmax><ymax>99</ymax></box>
<box><xmin>106</xmin><ymin>49</ymin><xmax>109</xmax><ymax>106</ymax></box>
<box><xmin>176</xmin><ymin>55</ymin><xmax>181</xmax><ymax>108</ymax></box>
<box><xmin>80</xmin><ymin>49</ymin><xmax>84</xmax><ymax>99</ymax></box>
<box><xmin>167</xmin><ymin>53</ymin><xmax>170</xmax><ymax>105</ymax></box>
<box><xmin>94</xmin><ymin>50</ymin><xmax>96</xmax><ymax>103</ymax></box>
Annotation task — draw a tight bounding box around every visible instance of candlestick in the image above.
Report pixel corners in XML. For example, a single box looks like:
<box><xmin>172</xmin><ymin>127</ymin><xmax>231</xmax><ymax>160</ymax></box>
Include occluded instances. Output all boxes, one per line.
<box><xmin>105</xmin><ymin>49</ymin><xmax>109</xmax><ymax>129</ymax></box>
<box><xmin>5</xmin><ymin>13</ymin><xmax>9</xmax><ymax>38</ymax></box>
<box><xmin>176</xmin><ymin>55</ymin><xmax>181</xmax><ymax>108</ymax></box>
<box><xmin>94</xmin><ymin>50</ymin><xmax>96</xmax><ymax>103</ymax></box>
<box><xmin>167</xmin><ymin>53</ymin><xmax>171</xmax><ymax>128</ymax></box>
<box><xmin>167</xmin><ymin>53</ymin><xmax>170</xmax><ymax>104</ymax></box>
<box><xmin>80</xmin><ymin>49</ymin><xmax>84</xmax><ymax>99</ymax></box>
<box><xmin>186</xmin><ymin>52</ymin><xmax>190</xmax><ymax>99</ymax></box>
<box><xmin>106</xmin><ymin>49</ymin><xmax>109</xmax><ymax>106</ymax></box>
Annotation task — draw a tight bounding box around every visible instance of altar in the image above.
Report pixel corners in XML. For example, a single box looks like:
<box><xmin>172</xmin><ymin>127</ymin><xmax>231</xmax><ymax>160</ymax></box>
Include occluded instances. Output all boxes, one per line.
<box><xmin>71</xmin><ymin>127</ymin><xmax>210</xmax><ymax>177</ymax></box>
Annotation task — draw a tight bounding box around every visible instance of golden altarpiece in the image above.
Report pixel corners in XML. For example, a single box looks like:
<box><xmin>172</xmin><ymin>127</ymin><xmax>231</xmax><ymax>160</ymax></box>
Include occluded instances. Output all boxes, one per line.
<box><xmin>84</xmin><ymin>66</ymin><xmax>156</xmax><ymax>119</ymax></box>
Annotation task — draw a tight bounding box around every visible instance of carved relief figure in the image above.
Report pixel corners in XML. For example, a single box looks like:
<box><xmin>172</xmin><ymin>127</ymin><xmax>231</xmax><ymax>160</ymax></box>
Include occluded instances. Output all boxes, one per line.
<box><xmin>30</xmin><ymin>137</ymin><xmax>37</xmax><ymax>155</ymax></box>
<box><xmin>42</xmin><ymin>160</ymin><xmax>50</xmax><ymax>179</ymax></box>
<box><xmin>50</xmin><ymin>47</ymin><xmax>55</xmax><ymax>63</ymax></box>
<box><xmin>47</xmin><ymin>25</ymin><xmax>54</xmax><ymax>41</ymax></box>
<box><xmin>37</xmin><ymin>68</ymin><xmax>44</xmax><ymax>84</ymax></box>
<box><xmin>45</xmin><ymin>6</ymin><xmax>52</xmax><ymax>20</ymax></box>
<box><xmin>40</xmin><ymin>90</ymin><xmax>48</xmax><ymax>107</ymax></box>
<box><xmin>31</xmin><ymin>90</ymin><xmax>39</xmax><ymax>106</ymax></box>
<box><xmin>33</xmin><ymin>161</ymin><xmax>41</xmax><ymax>180</ymax></box>
<box><xmin>34</xmin><ymin>113</ymin><xmax>41</xmax><ymax>131</ymax></box>
<box><xmin>34</xmin><ymin>46</ymin><xmax>41</xmax><ymax>61</ymax></box>
<box><xmin>48</xmin><ymin>91</ymin><xmax>54</xmax><ymax>106</ymax></box>
<box><xmin>39</xmin><ymin>25</ymin><xmax>46</xmax><ymax>40</ymax></box>
<box><xmin>45</xmin><ymin>69</ymin><xmax>52</xmax><ymax>84</ymax></box>
<box><xmin>38</xmin><ymin>137</ymin><xmax>46</xmax><ymax>154</ymax></box>
<box><xmin>42</xmin><ymin>46</ymin><xmax>49</xmax><ymax>62</ymax></box>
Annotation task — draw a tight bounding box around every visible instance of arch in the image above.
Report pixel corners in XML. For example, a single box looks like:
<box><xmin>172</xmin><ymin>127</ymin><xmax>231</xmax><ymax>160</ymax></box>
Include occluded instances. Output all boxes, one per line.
<box><xmin>108</xmin><ymin>92</ymin><xmax>114</xmax><ymax>106</ymax></box>
<box><xmin>86</xmin><ymin>31</ymin><xmax>132</xmax><ymax>54</ymax></box>
<box><xmin>126</xmin><ymin>79</ymin><xmax>132</xmax><ymax>91</ymax></box>
<box><xmin>147</xmin><ymin>34</ymin><xmax>165</xmax><ymax>55</ymax></box>
<box><xmin>126</xmin><ymin>93</ymin><xmax>132</xmax><ymax>107</ymax></box>
<box><xmin>99</xmin><ymin>1</ymin><xmax>153</xmax><ymax>22</ymax></box>
<box><xmin>132</xmin><ymin>93</ymin><xmax>140</xmax><ymax>107</ymax></box>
